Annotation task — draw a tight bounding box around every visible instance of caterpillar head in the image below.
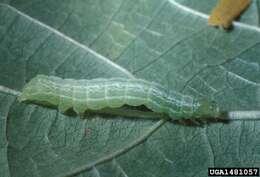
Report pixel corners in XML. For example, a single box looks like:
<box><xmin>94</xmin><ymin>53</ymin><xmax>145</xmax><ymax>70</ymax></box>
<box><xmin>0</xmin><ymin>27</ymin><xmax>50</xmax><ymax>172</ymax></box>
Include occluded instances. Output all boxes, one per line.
<box><xmin>18</xmin><ymin>75</ymin><xmax>59</xmax><ymax>106</ymax></box>
<box><xmin>194</xmin><ymin>100</ymin><xmax>220</xmax><ymax>118</ymax></box>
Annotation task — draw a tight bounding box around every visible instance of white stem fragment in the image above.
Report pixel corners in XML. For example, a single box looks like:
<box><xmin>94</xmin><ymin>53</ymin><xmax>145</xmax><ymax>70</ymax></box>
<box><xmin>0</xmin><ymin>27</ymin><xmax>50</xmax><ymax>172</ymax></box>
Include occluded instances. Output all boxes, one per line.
<box><xmin>227</xmin><ymin>111</ymin><xmax>260</xmax><ymax>120</ymax></box>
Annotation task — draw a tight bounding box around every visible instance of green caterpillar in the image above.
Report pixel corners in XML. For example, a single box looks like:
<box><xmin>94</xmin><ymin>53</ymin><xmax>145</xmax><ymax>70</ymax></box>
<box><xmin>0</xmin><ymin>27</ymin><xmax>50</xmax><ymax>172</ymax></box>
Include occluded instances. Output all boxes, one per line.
<box><xmin>18</xmin><ymin>75</ymin><xmax>221</xmax><ymax>120</ymax></box>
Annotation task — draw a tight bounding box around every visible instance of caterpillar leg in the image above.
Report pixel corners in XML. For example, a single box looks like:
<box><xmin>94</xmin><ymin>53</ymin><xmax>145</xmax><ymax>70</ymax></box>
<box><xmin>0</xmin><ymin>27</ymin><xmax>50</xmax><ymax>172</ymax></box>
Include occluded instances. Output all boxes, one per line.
<box><xmin>58</xmin><ymin>99</ymin><xmax>72</xmax><ymax>113</ymax></box>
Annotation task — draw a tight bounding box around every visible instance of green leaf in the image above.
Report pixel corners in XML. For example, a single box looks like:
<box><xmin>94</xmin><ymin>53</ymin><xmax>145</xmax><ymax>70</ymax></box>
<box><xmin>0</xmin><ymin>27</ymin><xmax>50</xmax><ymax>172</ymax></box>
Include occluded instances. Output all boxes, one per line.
<box><xmin>0</xmin><ymin>1</ymin><xmax>260</xmax><ymax>177</ymax></box>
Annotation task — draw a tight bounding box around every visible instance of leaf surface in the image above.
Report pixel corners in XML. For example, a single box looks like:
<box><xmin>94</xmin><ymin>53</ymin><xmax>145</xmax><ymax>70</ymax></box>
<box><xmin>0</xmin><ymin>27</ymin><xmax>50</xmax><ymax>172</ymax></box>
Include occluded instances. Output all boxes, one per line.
<box><xmin>0</xmin><ymin>2</ymin><xmax>260</xmax><ymax>177</ymax></box>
